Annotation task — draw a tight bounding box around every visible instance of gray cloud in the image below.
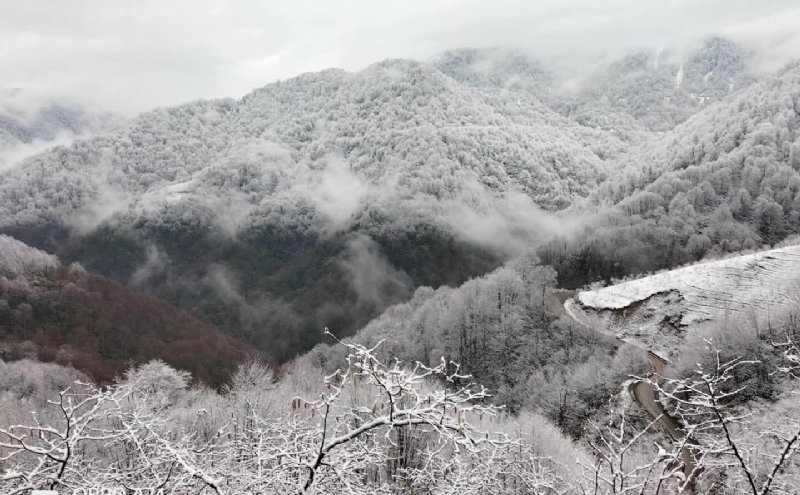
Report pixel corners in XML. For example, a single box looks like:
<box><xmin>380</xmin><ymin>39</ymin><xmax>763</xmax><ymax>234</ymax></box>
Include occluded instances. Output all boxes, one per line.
<box><xmin>442</xmin><ymin>188</ymin><xmax>585</xmax><ymax>257</ymax></box>
<box><xmin>0</xmin><ymin>1</ymin><xmax>798</xmax><ymax>115</ymax></box>
<box><xmin>309</xmin><ymin>155</ymin><xmax>369</xmax><ymax>230</ymax></box>
<box><xmin>130</xmin><ymin>244</ymin><xmax>170</xmax><ymax>288</ymax></box>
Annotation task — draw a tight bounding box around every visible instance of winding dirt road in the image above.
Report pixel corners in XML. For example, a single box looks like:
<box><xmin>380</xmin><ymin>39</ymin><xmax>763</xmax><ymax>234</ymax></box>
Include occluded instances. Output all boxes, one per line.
<box><xmin>561</xmin><ymin>296</ymin><xmax>699</xmax><ymax>492</ymax></box>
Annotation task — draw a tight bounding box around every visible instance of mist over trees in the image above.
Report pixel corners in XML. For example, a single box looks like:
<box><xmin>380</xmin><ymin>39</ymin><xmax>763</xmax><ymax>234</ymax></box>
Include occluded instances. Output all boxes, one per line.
<box><xmin>540</xmin><ymin>61</ymin><xmax>800</xmax><ymax>288</ymax></box>
<box><xmin>0</xmin><ymin>37</ymin><xmax>786</xmax><ymax>363</ymax></box>
<box><xmin>0</xmin><ymin>54</ymin><xmax>620</xmax><ymax>361</ymax></box>
<box><xmin>0</xmin><ymin>90</ymin><xmax>123</xmax><ymax>172</ymax></box>
<box><xmin>0</xmin><ymin>235</ymin><xmax>252</xmax><ymax>386</ymax></box>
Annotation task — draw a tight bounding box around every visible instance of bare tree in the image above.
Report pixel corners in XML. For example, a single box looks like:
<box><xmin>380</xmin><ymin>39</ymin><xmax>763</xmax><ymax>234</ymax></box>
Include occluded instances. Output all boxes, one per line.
<box><xmin>651</xmin><ymin>342</ymin><xmax>800</xmax><ymax>494</ymax></box>
<box><xmin>0</xmin><ymin>333</ymin><xmax>569</xmax><ymax>494</ymax></box>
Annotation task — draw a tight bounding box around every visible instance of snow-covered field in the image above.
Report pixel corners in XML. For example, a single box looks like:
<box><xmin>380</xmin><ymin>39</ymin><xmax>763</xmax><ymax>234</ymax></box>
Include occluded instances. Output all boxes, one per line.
<box><xmin>570</xmin><ymin>245</ymin><xmax>800</xmax><ymax>358</ymax></box>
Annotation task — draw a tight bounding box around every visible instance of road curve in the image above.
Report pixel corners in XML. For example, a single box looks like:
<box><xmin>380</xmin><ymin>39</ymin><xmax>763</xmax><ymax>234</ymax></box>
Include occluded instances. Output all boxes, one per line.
<box><xmin>562</xmin><ymin>296</ymin><xmax>699</xmax><ymax>492</ymax></box>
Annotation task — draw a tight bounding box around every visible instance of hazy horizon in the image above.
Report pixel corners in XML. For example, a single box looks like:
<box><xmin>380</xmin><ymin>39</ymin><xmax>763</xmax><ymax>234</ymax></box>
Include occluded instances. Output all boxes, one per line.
<box><xmin>2</xmin><ymin>0</ymin><xmax>800</xmax><ymax>115</ymax></box>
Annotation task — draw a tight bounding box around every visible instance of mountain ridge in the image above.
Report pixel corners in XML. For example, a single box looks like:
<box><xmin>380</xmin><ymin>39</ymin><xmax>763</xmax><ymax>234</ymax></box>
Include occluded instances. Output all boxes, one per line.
<box><xmin>0</xmin><ymin>37</ymin><xmax>792</xmax><ymax>363</ymax></box>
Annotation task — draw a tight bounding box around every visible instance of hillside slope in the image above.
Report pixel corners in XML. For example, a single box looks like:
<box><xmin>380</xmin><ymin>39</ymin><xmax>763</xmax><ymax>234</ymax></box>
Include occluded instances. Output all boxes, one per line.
<box><xmin>0</xmin><ymin>38</ymin><xmax>782</xmax><ymax>362</ymax></box>
<box><xmin>299</xmin><ymin>255</ymin><xmax>640</xmax><ymax>436</ymax></box>
<box><xmin>561</xmin><ymin>37</ymin><xmax>754</xmax><ymax>132</ymax></box>
<box><xmin>569</xmin><ymin>244</ymin><xmax>800</xmax><ymax>357</ymax></box>
<box><xmin>541</xmin><ymin>62</ymin><xmax>800</xmax><ymax>288</ymax></box>
<box><xmin>0</xmin><ymin>58</ymin><xmax>626</xmax><ymax>360</ymax></box>
<box><xmin>0</xmin><ymin>235</ymin><xmax>253</xmax><ymax>385</ymax></box>
<box><xmin>435</xmin><ymin>39</ymin><xmax>754</xmax><ymax>133</ymax></box>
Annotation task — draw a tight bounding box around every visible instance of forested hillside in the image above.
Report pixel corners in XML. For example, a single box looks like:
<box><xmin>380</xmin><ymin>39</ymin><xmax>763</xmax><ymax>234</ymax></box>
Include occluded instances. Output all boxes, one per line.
<box><xmin>0</xmin><ymin>37</ymin><xmax>796</xmax><ymax>365</ymax></box>
<box><xmin>300</xmin><ymin>253</ymin><xmax>646</xmax><ymax>437</ymax></box>
<box><xmin>559</xmin><ymin>37</ymin><xmax>754</xmax><ymax>131</ymax></box>
<box><xmin>0</xmin><ymin>57</ymin><xmax>623</xmax><ymax>360</ymax></box>
<box><xmin>285</xmin><ymin>243</ymin><xmax>800</xmax><ymax>494</ymax></box>
<box><xmin>3</xmin><ymin>32</ymin><xmax>800</xmax><ymax>494</ymax></box>
<box><xmin>436</xmin><ymin>38</ymin><xmax>754</xmax><ymax>133</ymax></box>
<box><xmin>541</xmin><ymin>62</ymin><xmax>800</xmax><ymax>288</ymax></box>
<box><xmin>0</xmin><ymin>235</ymin><xmax>253</xmax><ymax>385</ymax></box>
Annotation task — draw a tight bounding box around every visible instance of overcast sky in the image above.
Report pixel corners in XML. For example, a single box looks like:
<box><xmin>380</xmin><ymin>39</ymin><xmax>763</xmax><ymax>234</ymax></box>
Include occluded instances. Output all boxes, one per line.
<box><xmin>2</xmin><ymin>0</ymin><xmax>800</xmax><ymax>115</ymax></box>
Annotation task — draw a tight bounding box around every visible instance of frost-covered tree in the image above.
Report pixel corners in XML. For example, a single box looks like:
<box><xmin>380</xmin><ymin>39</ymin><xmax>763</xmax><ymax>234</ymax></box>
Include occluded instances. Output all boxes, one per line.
<box><xmin>0</xmin><ymin>338</ymin><xmax>576</xmax><ymax>494</ymax></box>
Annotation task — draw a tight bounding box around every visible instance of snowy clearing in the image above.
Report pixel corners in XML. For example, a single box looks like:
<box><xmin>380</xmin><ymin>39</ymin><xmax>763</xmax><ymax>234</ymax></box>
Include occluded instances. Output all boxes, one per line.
<box><xmin>572</xmin><ymin>245</ymin><xmax>800</xmax><ymax>357</ymax></box>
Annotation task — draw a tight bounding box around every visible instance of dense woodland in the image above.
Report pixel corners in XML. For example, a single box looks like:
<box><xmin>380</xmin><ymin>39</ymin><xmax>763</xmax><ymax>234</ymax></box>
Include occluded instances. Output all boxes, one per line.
<box><xmin>1</xmin><ymin>38</ymin><xmax>790</xmax><ymax>363</ymax></box>
<box><xmin>540</xmin><ymin>63</ymin><xmax>800</xmax><ymax>288</ymax></box>
<box><xmin>0</xmin><ymin>235</ymin><xmax>252</xmax><ymax>386</ymax></box>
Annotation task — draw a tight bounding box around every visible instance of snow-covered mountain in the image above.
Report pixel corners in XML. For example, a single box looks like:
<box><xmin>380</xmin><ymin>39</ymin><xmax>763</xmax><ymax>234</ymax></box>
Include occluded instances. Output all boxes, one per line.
<box><xmin>0</xmin><ymin>37</ymin><xmax>792</xmax><ymax>362</ymax></box>
<box><xmin>0</xmin><ymin>57</ymin><xmax>627</xmax><ymax>360</ymax></box>
<box><xmin>557</xmin><ymin>37</ymin><xmax>755</xmax><ymax>132</ymax></box>
<box><xmin>435</xmin><ymin>39</ymin><xmax>754</xmax><ymax>134</ymax></box>
<box><xmin>5</xmin><ymin>24</ymin><xmax>800</xmax><ymax>493</ymax></box>
<box><xmin>0</xmin><ymin>59</ymin><xmax>618</xmax><ymax>229</ymax></box>
<box><xmin>541</xmin><ymin>61</ymin><xmax>800</xmax><ymax>289</ymax></box>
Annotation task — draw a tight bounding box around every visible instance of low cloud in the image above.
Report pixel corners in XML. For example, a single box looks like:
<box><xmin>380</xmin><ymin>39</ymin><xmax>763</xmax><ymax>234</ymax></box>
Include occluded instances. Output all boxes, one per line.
<box><xmin>309</xmin><ymin>156</ymin><xmax>369</xmax><ymax>229</ymax></box>
<box><xmin>443</xmin><ymin>188</ymin><xmax>584</xmax><ymax>257</ymax></box>
<box><xmin>203</xmin><ymin>263</ymin><xmax>248</xmax><ymax>306</ymax></box>
<box><xmin>130</xmin><ymin>244</ymin><xmax>170</xmax><ymax>288</ymax></box>
<box><xmin>0</xmin><ymin>132</ymin><xmax>76</xmax><ymax>172</ymax></box>
<box><xmin>338</xmin><ymin>235</ymin><xmax>413</xmax><ymax>311</ymax></box>
<box><xmin>201</xmin><ymin>262</ymin><xmax>303</xmax><ymax>330</ymax></box>
<box><xmin>64</xmin><ymin>180</ymin><xmax>131</xmax><ymax>235</ymax></box>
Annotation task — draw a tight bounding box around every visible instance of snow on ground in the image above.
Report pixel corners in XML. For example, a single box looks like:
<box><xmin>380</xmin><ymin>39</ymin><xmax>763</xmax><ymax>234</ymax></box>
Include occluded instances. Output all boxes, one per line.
<box><xmin>579</xmin><ymin>245</ymin><xmax>800</xmax><ymax>320</ymax></box>
<box><xmin>138</xmin><ymin>178</ymin><xmax>196</xmax><ymax>205</ymax></box>
<box><xmin>571</xmin><ymin>245</ymin><xmax>800</xmax><ymax>358</ymax></box>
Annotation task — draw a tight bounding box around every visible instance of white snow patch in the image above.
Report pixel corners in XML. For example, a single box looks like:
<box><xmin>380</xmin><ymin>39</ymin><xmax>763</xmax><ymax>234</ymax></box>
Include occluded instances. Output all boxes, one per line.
<box><xmin>574</xmin><ymin>245</ymin><xmax>800</xmax><ymax>356</ymax></box>
<box><xmin>578</xmin><ymin>245</ymin><xmax>800</xmax><ymax>319</ymax></box>
<box><xmin>143</xmin><ymin>179</ymin><xmax>196</xmax><ymax>203</ymax></box>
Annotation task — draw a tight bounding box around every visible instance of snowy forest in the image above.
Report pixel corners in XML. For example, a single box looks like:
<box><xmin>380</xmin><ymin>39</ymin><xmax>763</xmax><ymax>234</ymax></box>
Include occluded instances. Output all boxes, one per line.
<box><xmin>2</xmin><ymin>16</ymin><xmax>800</xmax><ymax>494</ymax></box>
